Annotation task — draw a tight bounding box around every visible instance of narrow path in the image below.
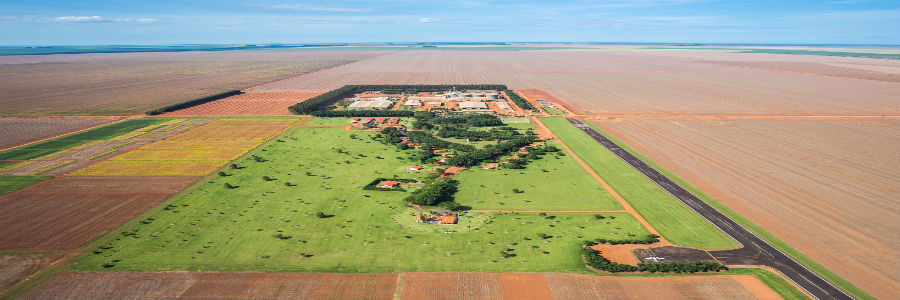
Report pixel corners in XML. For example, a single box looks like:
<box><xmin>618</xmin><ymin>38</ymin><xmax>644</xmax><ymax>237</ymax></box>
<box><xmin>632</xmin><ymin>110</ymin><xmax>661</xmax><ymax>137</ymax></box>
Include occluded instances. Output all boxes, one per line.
<box><xmin>531</xmin><ymin>116</ymin><xmax>671</xmax><ymax>245</ymax></box>
<box><xmin>565</xmin><ymin>117</ymin><xmax>852</xmax><ymax>300</ymax></box>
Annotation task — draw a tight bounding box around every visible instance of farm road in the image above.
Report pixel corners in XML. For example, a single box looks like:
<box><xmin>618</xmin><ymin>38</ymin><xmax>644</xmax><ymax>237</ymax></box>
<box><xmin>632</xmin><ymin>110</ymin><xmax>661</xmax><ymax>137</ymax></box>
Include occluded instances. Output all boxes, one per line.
<box><xmin>565</xmin><ymin>117</ymin><xmax>852</xmax><ymax>300</ymax></box>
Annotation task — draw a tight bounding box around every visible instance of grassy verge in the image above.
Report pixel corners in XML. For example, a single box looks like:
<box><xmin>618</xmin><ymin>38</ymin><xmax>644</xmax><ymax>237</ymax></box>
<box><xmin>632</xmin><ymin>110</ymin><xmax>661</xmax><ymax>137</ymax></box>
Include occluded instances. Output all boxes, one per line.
<box><xmin>539</xmin><ymin>117</ymin><xmax>737</xmax><ymax>250</ymax></box>
<box><xmin>583</xmin><ymin>120</ymin><xmax>873</xmax><ymax>300</ymax></box>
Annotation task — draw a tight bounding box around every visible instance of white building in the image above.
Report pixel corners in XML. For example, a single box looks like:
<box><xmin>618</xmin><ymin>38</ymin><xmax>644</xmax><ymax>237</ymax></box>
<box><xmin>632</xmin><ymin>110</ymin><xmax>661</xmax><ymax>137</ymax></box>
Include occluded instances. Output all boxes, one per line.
<box><xmin>347</xmin><ymin>100</ymin><xmax>393</xmax><ymax>110</ymax></box>
<box><xmin>404</xmin><ymin>99</ymin><xmax>422</xmax><ymax>106</ymax></box>
<box><xmin>459</xmin><ymin>101</ymin><xmax>488</xmax><ymax>110</ymax></box>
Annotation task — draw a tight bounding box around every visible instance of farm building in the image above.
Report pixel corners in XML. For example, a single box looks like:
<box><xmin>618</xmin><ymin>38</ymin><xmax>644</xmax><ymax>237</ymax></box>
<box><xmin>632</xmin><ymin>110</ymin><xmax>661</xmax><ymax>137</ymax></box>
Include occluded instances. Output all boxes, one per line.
<box><xmin>459</xmin><ymin>101</ymin><xmax>488</xmax><ymax>110</ymax></box>
<box><xmin>407</xmin><ymin>166</ymin><xmax>422</xmax><ymax>171</ymax></box>
<box><xmin>379</xmin><ymin>181</ymin><xmax>399</xmax><ymax>188</ymax></box>
<box><xmin>496</xmin><ymin>102</ymin><xmax>512</xmax><ymax>111</ymax></box>
<box><xmin>347</xmin><ymin>100</ymin><xmax>393</xmax><ymax>110</ymax></box>
<box><xmin>404</xmin><ymin>99</ymin><xmax>422</xmax><ymax>106</ymax></box>
<box><xmin>426</xmin><ymin>102</ymin><xmax>442</xmax><ymax>107</ymax></box>
<box><xmin>416</xmin><ymin>215</ymin><xmax>458</xmax><ymax>225</ymax></box>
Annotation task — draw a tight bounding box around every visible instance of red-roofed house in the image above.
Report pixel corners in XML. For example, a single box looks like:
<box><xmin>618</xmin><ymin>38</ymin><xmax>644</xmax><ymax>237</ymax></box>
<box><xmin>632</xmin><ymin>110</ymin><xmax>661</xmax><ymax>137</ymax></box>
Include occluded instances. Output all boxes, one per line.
<box><xmin>379</xmin><ymin>181</ymin><xmax>399</xmax><ymax>188</ymax></box>
<box><xmin>407</xmin><ymin>166</ymin><xmax>423</xmax><ymax>171</ymax></box>
<box><xmin>416</xmin><ymin>215</ymin><xmax>458</xmax><ymax>225</ymax></box>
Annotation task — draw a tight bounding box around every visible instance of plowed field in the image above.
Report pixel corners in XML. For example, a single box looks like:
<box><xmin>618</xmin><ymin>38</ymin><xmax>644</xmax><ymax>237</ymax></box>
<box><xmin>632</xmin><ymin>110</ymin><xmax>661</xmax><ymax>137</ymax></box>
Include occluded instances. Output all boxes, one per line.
<box><xmin>399</xmin><ymin>273</ymin><xmax>779</xmax><ymax>300</ymax></box>
<box><xmin>0</xmin><ymin>254</ymin><xmax>65</xmax><ymax>291</ymax></box>
<box><xmin>71</xmin><ymin>160</ymin><xmax>225</xmax><ymax>176</ymax></box>
<box><xmin>0</xmin><ymin>51</ymin><xmax>381</xmax><ymax>116</ymax></box>
<box><xmin>163</xmin><ymin>91</ymin><xmax>326</xmax><ymax>116</ymax></box>
<box><xmin>19</xmin><ymin>272</ymin><xmax>397</xmax><ymax>300</ymax></box>
<box><xmin>591</xmin><ymin>117</ymin><xmax>900</xmax><ymax>299</ymax></box>
<box><xmin>0</xmin><ymin>176</ymin><xmax>197</xmax><ymax>250</ymax></box>
<box><xmin>249</xmin><ymin>50</ymin><xmax>898</xmax><ymax>116</ymax></box>
<box><xmin>0</xmin><ymin>117</ymin><xmax>122</xmax><ymax>150</ymax></box>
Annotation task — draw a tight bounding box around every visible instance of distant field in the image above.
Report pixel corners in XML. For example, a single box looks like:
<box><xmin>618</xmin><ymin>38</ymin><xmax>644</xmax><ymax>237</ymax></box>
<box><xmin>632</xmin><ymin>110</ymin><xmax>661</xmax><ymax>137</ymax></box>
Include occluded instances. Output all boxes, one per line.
<box><xmin>162</xmin><ymin>91</ymin><xmax>325</xmax><ymax>116</ymax></box>
<box><xmin>72</xmin><ymin>124</ymin><xmax>650</xmax><ymax>273</ymax></box>
<box><xmin>0</xmin><ymin>51</ymin><xmax>380</xmax><ymax>116</ymax></box>
<box><xmin>539</xmin><ymin>117</ymin><xmax>736</xmax><ymax>250</ymax></box>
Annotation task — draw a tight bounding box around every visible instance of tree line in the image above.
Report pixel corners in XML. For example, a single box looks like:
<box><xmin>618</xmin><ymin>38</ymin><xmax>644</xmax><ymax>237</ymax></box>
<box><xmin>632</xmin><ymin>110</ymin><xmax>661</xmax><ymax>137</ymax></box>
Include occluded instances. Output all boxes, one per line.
<box><xmin>145</xmin><ymin>90</ymin><xmax>242</xmax><ymax>115</ymax></box>
<box><xmin>289</xmin><ymin>84</ymin><xmax>508</xmax><ymax>115</ymax></box>
<box><xmin>504</xmin><ymin>90</ymin><xmax>535</xmax><ymax>111</ymax></box>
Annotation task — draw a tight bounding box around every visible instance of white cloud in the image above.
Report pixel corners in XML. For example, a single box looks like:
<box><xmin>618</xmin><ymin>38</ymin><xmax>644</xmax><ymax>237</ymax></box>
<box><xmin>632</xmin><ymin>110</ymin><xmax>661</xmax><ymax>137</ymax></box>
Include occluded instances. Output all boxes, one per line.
<box><xmin>418</xmin><ymin>17</ymin><xmax>433</xmax><ymax>23</ymax></box>
<box><xmin>256</xmin><ymin>3</ymin><xmax>375</xmax><ymax>12</ymax></box>
<box><xmin>55</xmin><ymin>16</ymin><xmax>105</xmax><ymax>22</ymax></box>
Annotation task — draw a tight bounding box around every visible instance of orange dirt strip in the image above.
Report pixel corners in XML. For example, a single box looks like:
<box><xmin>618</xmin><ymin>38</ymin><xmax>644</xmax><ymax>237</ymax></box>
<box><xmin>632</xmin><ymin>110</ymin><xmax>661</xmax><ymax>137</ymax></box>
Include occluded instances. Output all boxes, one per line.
<box><xmin>0</xmin><ymin>176</ymin><xmax>198</xmax><ymax>250</ymax></box>
<box><xmin>19</xmin><ymin>272</ymin><xmax>398</xmax><ymax>300</ymax></box>
<box><xmin>163</xmin><ymin>91</ymin><xmax>326</xmax><ymax>116</ymax></box>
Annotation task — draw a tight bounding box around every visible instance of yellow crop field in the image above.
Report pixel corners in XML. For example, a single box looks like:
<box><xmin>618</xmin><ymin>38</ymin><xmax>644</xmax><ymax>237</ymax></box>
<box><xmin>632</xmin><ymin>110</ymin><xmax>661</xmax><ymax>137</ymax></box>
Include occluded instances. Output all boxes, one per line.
<box><xmin>141</xmin><ymin>140</ymin><xmax>260</xmax><ymax>150</ymax></box>
<box><xmin>71</xmin><ymin>160</ymin><xmax>224</xmax><ymax>176</ymax></box>
<box><xmin>111</xmin><ymin>149</ymin><xmax>246</xmax><ymax>161</ymax></box>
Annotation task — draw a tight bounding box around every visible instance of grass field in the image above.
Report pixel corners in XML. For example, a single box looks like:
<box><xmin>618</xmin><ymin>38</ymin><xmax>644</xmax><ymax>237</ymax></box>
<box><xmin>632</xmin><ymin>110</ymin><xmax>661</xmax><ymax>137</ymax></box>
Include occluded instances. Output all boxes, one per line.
<box><xmin>582</xmin><ymin>121</ymin><xmax>874</xmax><ymax>300</ymax></box>
<box><xmin>0</xmin><ymin>175</ymin><xmax>50</xmax><ymax>195</ymax></box>
<box><xmin>454</xmin><ymin>140</ymin><xmax>622</xmax><ymax>211</ymax></box>
<box><xmin>539</xmin><ymin>117</ymin><xmax>737</xmax><ymax>250</ymax></box>
<box><xmin>71</xmin><ymin>125</ymin><xmax>650</xmax><ymax>273</ymax></box>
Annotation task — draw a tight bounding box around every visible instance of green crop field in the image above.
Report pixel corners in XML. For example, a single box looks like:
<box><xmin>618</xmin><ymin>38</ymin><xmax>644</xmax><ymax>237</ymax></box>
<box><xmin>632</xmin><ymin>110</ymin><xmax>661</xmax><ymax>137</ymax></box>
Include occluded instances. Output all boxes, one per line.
<box><xmin>0</xmin><ymin>175</ymin><xmax>50</xmax><ymax>195</ymax></box>
<box><xmin>454</xmin><ymin>140</ymin><xmax>622</xmax><ymax>211</ymax></box>
<box><xmin>539</xmin><ymin>117</ymin><xmax>737</xmax><ymax>250</ymax></box>
<box><xmin>71</xmin><ymin>124</ymin><xmax>650</xmax><ymax>273</ymax></box>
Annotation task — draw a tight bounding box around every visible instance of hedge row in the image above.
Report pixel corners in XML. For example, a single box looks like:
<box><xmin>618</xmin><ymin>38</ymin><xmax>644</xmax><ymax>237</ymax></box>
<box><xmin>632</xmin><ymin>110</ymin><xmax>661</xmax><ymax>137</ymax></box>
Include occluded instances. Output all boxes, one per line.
<box><xmin>504</xmin><ymin>90</ymin><xmax>535</xmax><ymax>111</ymax></box>
<box><xmin>145</xmin><ymin>90</ymin><xmax>242</xmax><ymax>115</ymax></box>
<box><xmin>289</xmin><ymin>84</ymin><xmax>508</xmax><ymax>115</ymax></box>
<box><xmin>310</xmin><ymin>110</ymin><xmax>415</xmax><ymax>117</ymax></box>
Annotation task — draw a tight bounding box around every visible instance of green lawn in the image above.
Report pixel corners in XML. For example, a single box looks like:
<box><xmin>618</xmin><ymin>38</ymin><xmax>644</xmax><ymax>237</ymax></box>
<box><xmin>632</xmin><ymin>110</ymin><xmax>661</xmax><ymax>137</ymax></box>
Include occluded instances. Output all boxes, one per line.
<box><xmin>539</xmin><ymin>117</ymin><xmax>737</xmax><ymax>250</ymax></box>
<box><xmin>499</xmin><ymin>117</ymin><xmax>535</xmax><ymax>130</ymax></box>
<box><xmin>454</xmin><ymin>140</ymin><xmax>621</xmax><ymax>211</ymax></box>
<box><xmin>0</xmin><ymin>175</ymin><xmax>50</xmax><ymax>195</ymax></box>
<box><xmin>72</xmin><ymin>125</ymin><xmax>649</xmax><ymax>273</ymax></box>
<box><xmin>541</xmin><ymin>107</ymin><xmax>566</xmax><ymax>115</ymax></box>
<box><xmin>583</xmin><ymin>121</ymin><xmax>873</xmax><ymax>300</ymax></box>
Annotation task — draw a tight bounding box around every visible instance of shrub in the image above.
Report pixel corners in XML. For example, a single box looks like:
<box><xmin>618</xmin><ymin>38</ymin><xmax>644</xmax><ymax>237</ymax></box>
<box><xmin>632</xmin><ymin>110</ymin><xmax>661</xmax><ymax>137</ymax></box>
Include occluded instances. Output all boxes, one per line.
<box><xmin>145</xmin><ymin>90</ymin><xmax>242</xmax><ymax>115</ymax></box>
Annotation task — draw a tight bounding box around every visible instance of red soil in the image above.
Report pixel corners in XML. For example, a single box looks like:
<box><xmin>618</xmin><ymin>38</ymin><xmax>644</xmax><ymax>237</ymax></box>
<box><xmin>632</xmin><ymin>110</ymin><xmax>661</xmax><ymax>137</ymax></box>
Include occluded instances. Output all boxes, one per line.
<box><xmin>0</xmin><ymin>254</ymin><xmax>65</xmax><ymax>291</ymax></box>
<box><xmin>0</xmin><ymin>176</ymin><xmax>198</xmax><ymax>250</ymax></box>
<box><xmin>163</xmin><ymin>91</ymin><xmax>325</xmax><ymax>116</ymax></box>
<box><xmin>19</xmin><ymin>272</ymin><xmax>398</xmax><ymax>300</ymax></box>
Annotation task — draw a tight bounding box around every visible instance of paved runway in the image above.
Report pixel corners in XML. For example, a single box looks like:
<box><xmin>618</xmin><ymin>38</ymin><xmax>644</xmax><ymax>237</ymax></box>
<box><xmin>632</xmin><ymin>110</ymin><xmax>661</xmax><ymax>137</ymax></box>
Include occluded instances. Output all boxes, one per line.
<box><xmin>566</xmin><ymin>117</ymin><xmax>852</xmax><ymax>300</ymax></box>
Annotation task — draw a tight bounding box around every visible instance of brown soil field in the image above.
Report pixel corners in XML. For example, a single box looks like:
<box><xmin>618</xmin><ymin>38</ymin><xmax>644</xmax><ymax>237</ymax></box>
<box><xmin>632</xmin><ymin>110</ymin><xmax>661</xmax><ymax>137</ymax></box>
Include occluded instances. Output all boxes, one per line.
<box><xmin>250</xmin><ymin>50</ymin><xmax>898</xmax><ymax>116</ymax></box>
<box><xmin>515</xmin><ymin>89</ymin><xmax>574</xmax><ymax>114</ymax></box>
<box><xmin>400</xmin><ymin>272</ymin><xmax>779</xmax><ymax>300</ymax></box>
<box><xmin>162</xmin><ymin>91</ymin><xmax>325</xmax><ymax>116</ymax></box>
<box><xmin>0</xmin><ymin>117</ymin><xmax>122</xmax><ymax>150</ymax></box>
<box><xmin>0</xmin><ymin>254</ymin><xmax>65</xmax><ymax>291</ymax></box>
<box><xmin>0</xmin><ymin>176</ymin><xmax>198</xmax><ymax>250</ymax></box>
<box><xmin>591</xmin><ymin>117</ymin><xmax>900</xmax><ymax>299</ymax></box>
<box><xmin>0</xmin><ymin>51</ymin><xmax>383</xmax><ymax>116</ymax></box>
<box><xmin>19</xmin><ymin>272</ymin><xmax>398</xmax><ymax>299</ymax></box>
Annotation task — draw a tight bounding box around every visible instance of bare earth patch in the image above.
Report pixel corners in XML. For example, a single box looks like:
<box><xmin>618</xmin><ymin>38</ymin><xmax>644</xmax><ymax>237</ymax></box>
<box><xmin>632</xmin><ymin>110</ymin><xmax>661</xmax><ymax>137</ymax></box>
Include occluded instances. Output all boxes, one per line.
<box><xmin>592</xmin><ymin>117</ymin><xmax>900</xmax><ymax>299</ymax></box>
<box><xmin>0</xmin><ymin>254</ymin><xmax>65</xmax><ymax>291</ymax></box>
<box><xmin>0</xmin><ymin>117</ymin><xmax>122</xmax><ymax>150</ymax></box>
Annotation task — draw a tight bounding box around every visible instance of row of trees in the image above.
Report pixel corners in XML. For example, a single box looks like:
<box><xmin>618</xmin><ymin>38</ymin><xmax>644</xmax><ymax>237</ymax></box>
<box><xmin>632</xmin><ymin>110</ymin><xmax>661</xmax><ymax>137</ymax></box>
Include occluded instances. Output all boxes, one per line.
<box><xmin>582</xmin><ymin>247</ymin><xmax>639</xmax><ymax>272</ymax></box>
<box><xmin>637</xmin><ymin>261</ymin><xmax>727</xmax><ymax>273</ymax></box>
<box><xmin>145</xmin><ymin>90</ymin><xmax>242</xmax><ymax>115</ymax></box>
<box><xmin>588</xmin><ymin>234</ymin><xmax>660</xmax><ymax>245</ymax></box>
<box><xmin>288</xmin><ymin>84</ymin><xmax>509</xmax><ymax>115</ymax></box>
<box><xmin>406</xmin><ymin>131</ymin><xmax>477</xmax><ymax>152</ymax></box>
<box><xmin>432</xmin><ymin>114</ymin><xmax>504</xmax><ymax>127</ymax></box>
<box><xmin>310</xmin><ymin>110</ymin><xmax>414</xmax><ymax>117</ymax></box>
<box><xmin>445</xmin><ymin>135</ymin><xmax>537</xmax><ymax>167</ymax></box>
<box><xmin>504</xmin><ymin>90</ymin><xmax>535</xmax><ymax>111</ymax></box>
<box><xmin>436</xmin><ymin>126</ymin><xmax>521</xmax><ymax>141</ymax></box>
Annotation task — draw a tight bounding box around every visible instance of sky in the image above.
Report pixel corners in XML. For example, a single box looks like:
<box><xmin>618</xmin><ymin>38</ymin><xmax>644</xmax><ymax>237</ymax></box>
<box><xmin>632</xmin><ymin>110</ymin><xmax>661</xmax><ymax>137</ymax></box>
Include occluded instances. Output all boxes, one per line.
<box><xmin>0</xmin><ymin>0</ymin><xmax>898</xmax><ymax>45</ymax></box>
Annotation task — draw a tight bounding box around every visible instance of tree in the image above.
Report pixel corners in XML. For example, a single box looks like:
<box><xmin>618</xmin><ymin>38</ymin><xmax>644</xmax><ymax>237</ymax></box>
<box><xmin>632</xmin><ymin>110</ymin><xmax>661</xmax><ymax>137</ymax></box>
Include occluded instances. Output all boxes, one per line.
<box><xmin>315</xmin><ymin>212</ymin><xmax>328</xmax><ymax>218</ymax></box>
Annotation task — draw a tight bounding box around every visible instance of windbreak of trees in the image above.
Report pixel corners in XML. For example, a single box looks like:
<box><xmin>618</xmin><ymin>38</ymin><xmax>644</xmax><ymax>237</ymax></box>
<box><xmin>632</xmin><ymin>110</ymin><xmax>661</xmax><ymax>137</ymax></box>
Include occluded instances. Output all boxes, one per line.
<box><xmin>432</xmin><ymin>114</ymin><xmax>504</xmax><ymax>127</ymax></box>
<box><xmin>504</xmin><ymin>90</ymin><xmax>535</xmax><ymax>111</ymax></box>
<box><xmin>590</xmin><ymin>234</ymin><xmax>660</xmax><ymax>245</ymax></box>
<box><xmin>406</xmin><ymin>131</ymin><xmax>476</xmax><ymax>152</ymax></box>
<box><xmin>637</xmin><ymin>262</ymin><xmax>727</xmax><ymax>273</ymax></box>
<box><xmin>445</xmin><ymin>135</ymin><xmax>537</xmax><ymax>167</ymax></box>
<box><xmin>310</xmin><ymin>110</ymin><xmax>414</xmax><ymax>117</ymax></box>
<box><xmin>146</xmin><ymin>90</ymin><xmax>242</xmax><ymax>115</ymax></box>
<box><xmin>289</xmin><ymin>84</ymin><xmax>508</xmax><ymax>115</ymax></box>
<box><xmin>436</xmin><ymin>126</ymin><xmax>521</xmax><ymax>141</ymax></box>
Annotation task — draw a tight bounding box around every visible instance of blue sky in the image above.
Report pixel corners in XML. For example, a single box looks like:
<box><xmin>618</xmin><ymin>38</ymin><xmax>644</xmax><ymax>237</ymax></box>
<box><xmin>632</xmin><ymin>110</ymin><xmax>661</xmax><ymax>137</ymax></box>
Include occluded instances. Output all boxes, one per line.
<box><xmin>1</xmin><ymin>0</ymin><xmax>897</xmax><ymax>45</ymax></box>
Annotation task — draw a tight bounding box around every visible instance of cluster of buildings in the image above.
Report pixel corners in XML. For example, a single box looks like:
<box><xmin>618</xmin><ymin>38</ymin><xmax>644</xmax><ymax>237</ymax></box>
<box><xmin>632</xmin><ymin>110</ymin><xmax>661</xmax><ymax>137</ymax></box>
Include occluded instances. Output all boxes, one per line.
<box><xmin>347</xmin><ymin>96</ymin><xmax>394</xmax><ymax>110</ymax></box>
